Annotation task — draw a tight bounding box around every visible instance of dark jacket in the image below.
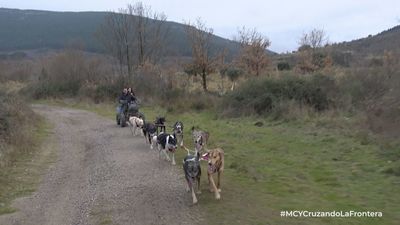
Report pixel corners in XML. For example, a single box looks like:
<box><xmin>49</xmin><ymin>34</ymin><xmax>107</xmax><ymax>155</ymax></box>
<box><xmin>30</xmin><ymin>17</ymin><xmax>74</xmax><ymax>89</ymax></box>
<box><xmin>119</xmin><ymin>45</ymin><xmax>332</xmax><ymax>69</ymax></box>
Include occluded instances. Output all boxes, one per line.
<box><xmin>119</xmin><ymin>93</ymin><xmax>130</xmax><ymax>103</ymax></box>
<box><xmin>128</xmin><ymin>93</ymin><xmax>137</xmax><ymax>103</ymax></box>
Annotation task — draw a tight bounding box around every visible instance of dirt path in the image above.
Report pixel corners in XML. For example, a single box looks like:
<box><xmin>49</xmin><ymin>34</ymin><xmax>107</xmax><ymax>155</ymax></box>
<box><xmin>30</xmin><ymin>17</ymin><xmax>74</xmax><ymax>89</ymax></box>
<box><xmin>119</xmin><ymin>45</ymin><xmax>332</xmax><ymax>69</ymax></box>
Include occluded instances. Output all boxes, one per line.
<box><xmin>0</xmin><ymin>105</ymin><xmax>203</xmax><ymax>225</ymax></box>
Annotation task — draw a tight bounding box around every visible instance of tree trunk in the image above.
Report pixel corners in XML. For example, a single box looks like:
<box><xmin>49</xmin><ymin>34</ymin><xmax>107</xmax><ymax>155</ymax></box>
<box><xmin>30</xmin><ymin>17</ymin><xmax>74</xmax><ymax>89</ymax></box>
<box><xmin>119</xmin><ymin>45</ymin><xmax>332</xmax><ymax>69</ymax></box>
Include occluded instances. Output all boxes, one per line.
<box><xmin>255</xmin><ymin>63</ymin><xmax>259</xmax><ymax>76</ymax></box>
<box><xmin>138</xmin><ymin>31</ymin><xmax>144</xmax><ymax>66</ymax></box>
<box><xmin>126</xmin><ymin>43</ymin><xmax>132</xmax><ymax>79</ymax></box>
<box><xmin>202</xmin><ymin>69</ymin><xmax>207</xmax><ymax>91</ymax></box>
<box><xmin>231</xmin><ymin>81</ymin><xmax>236</xmax><ymax>91</ymax></box>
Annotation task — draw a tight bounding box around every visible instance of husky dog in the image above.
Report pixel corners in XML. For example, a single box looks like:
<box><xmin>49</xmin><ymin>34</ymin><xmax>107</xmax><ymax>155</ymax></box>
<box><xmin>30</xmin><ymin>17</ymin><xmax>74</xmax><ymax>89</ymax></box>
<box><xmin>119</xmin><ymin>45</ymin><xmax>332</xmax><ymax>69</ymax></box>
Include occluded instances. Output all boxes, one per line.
<box><xmin>142</xmin><ymin>122</ymin><xmax>157</xmax><ymax>149</ymax></box>
<box><xmin>154</xmin><ymin>132</ymin><xmax>177</xmax><ymax>165</ymax></box>
<box><xmin>155</xmin><ymin>116</ymin><xmax>166</xmax><ymax>134</ymax></box>
<box><xmin>191</xmin><ymin>126</ymin><xmax>209</xmax><ymax>153</ymax></box>
<box><xmin>182</xmin><ymin>145</ymin><xmax>201</xmax><ymax>204</ymax></box>
<box><xmin>172</xmin><ymin>121</ymin><xmax>184</xmax><ymax>147</ymax></box>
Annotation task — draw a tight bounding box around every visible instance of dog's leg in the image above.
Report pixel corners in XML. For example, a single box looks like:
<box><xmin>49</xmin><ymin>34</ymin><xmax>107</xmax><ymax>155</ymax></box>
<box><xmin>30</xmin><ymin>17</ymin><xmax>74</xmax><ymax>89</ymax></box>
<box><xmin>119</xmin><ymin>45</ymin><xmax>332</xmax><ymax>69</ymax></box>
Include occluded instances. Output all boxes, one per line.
<box><xmin>196</xmin><ymin>176</ymin><xmax>201</xmax><ymax>194</ymax></box>
<box><xmin>163</xmin><ymin>149</ymin><xmax>171</xmax><ymax>161</ymax></box>
<box><xmin>148</xmin><ymin>135</ymin><xmax>152</xmax><ymax>148</ymax></box>
<box><xmin>157</xmin><ymin>145</ymin><xmax>162</xmax><ymax>159</ymax></box>
<box><xmin>171</xmin><ymin>153</ymin><xmax>176</xmax><ymax>165</ymax></box>
<box><xmin>185</xmin><ymin>180</ymin><xmax>190</xmax><ymax>192</ymax></box>
<box><xmin>207</xmin><ymin>173</ymin><xmax>213</xmax><ymax>192</ymax></box>
<box><xmin>191</xmin><ymin>184</ymin><xmax>198</xmax><ymax>204</ymax></box>
<box><xmin>217</xmin><ymin>170</ymin><xmax>222</xmax><ymax>193</ymax></box>
<box><xmin>151</xmin><ymin>136</ymin><xmax>158</xmax><ymax>150</ymax></box>
<box><xmin>208</xmin><ymin>173</ymin><xmax>220</xmax><ymax>200</ymax></box>
<box><xmin>180</xmin><ymin>136</ymin><xmax>184</xmax><ymax>147</ymax></box>
<box><xmin>143</xmin><ymin>131</ymin><xmax>147</xmax><ymax>143</ymax></box>
<box><xmin>143</xmin><ymin>131</ymin><xmax>147</xmax><ymax>142</ymax></box>
<box><xmin>128</xmin><ymin>123</ymin><xmax>134</xmax><ymax>136</ymax></box>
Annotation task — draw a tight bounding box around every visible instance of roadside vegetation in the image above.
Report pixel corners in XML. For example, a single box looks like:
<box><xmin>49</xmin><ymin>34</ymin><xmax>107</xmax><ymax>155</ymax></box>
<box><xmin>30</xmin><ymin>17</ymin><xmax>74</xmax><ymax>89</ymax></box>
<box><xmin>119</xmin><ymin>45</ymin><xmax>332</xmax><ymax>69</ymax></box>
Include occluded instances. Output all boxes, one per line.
<box><xmin>0</xmin><ymin>86</ymin><xmax>56</xmax><ymax>215</ymax></box>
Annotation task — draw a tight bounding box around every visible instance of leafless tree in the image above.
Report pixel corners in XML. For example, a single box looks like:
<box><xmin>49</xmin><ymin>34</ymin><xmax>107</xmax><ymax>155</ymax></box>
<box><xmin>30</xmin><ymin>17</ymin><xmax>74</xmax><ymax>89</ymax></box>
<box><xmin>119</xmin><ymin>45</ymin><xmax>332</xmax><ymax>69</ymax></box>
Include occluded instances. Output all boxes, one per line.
<box><xmin>97</xmin><ymin>1</ymin><xmax>169</xmax><ymax>79</ymax></box>
<box><xmin>97</xmin><ymin>9</ymin><xmax>134</xmax><ymax>77</ymax></box>
<box><xmin>129</xmin><ymin>2</ymin><xmax>168</xmax><ymax>66</ymax></box>
<box><xmin>236</xmin><ymin>26</ymin><xmax>271</xmax><ymax>76</ymax></box>
<box><xmin>298</xmin><ymin>28</ymin><xmax>328</xmax><ymax>49</ymax></box>
<box><xmin>296</xmin><ymin>28</ymin><xmax>330</xmax><ymax>73</ymax></box>
<box><xmin>185</xmin><ymin>18</ymin><xmax>214</xmax><ymax>91</ymax></box>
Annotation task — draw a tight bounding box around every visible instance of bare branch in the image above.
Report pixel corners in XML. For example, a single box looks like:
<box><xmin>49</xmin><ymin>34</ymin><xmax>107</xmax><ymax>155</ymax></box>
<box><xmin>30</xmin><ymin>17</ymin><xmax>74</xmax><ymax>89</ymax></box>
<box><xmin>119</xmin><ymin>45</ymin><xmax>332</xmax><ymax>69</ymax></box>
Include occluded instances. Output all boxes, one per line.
<box><xmin>298</xmin><ymin>28</ymin><xmax>329</xmax><ymax>49</ymax></box>
<box><xmin>235</xmin><ymin>26</ymin><xmax>270</xmax><ymax>76</ymax></box>
<box><xmin>185</xmin><ymin>18</ymin><xmax>214</xmax><ymax>91</ymax></box>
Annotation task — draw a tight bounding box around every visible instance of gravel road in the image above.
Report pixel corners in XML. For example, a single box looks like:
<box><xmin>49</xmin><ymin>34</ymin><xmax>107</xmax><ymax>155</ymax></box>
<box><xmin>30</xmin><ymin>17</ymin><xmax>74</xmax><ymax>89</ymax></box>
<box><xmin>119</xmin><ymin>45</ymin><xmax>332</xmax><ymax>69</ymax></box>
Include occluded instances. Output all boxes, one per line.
<box><xmin>0</xmin><ymin>104</ymin><xmax>203</xmax><ymax>225</ymax></box>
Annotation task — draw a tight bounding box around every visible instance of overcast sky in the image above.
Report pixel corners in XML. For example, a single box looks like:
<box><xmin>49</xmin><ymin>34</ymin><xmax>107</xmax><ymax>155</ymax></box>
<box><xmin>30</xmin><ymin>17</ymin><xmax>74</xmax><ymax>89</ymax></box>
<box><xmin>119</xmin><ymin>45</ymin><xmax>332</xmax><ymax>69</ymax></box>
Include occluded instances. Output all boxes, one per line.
<box><xmin>1</xmin><ymin>0</ymin><xmax>399</xmax><ymax>53</ymax></box>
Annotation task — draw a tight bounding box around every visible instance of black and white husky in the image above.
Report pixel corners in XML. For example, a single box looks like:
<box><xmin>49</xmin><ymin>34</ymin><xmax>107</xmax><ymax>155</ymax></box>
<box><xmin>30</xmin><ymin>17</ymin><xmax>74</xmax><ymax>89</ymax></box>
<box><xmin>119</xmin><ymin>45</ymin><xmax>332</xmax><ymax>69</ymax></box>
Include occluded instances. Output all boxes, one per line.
<box><xmin>153</xmin><ymin>132</ymin><xmax>177</xmax><ymax>165</ymax></box>
<box><xmin>172</xmin><ymin>121</ymin><xmax>184</xmax><ymax>147</ymax></box>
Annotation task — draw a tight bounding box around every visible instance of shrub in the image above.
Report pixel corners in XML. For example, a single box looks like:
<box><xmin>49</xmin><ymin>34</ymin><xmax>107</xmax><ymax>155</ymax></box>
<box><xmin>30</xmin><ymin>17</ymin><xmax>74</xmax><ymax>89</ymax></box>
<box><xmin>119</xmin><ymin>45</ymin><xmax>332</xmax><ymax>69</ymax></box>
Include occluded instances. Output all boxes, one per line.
<box><xmin>277</xmin><ymin>61</ymin><xmax>291</xmax><ymax>71</ymax></box>
<box><xmin>0</xmin><ymin>91</ymin><xmax>38</xmax><ymax>167</ymax></box>
<box><xmin>222</xmin><ymin>74</ymin><xmax>336</xmax><ymax>116</ymax></box>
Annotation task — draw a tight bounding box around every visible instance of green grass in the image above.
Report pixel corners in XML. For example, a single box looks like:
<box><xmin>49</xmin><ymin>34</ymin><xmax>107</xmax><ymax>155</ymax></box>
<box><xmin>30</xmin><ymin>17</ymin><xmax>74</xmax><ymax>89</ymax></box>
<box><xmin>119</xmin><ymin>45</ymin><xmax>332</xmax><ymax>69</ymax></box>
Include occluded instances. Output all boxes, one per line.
<box><xmin>35</xmin><ymin>99</ymin><xmax>400</xmax><ymax>225</ymax></box>
<box><xmin>0</xmin><ymin>117</ymin><xmax>56</xmax><ymax>215</ymax></box>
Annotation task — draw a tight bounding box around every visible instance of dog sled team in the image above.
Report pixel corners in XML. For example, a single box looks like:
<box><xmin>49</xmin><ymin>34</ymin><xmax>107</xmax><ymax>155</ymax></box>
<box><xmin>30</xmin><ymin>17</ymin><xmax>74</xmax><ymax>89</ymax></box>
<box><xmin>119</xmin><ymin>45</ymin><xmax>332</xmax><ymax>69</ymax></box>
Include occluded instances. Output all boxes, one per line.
<box><xmin>116</xmin><ymin>88</ymin><xmax>225</xmax><ymax>205</ymax></box>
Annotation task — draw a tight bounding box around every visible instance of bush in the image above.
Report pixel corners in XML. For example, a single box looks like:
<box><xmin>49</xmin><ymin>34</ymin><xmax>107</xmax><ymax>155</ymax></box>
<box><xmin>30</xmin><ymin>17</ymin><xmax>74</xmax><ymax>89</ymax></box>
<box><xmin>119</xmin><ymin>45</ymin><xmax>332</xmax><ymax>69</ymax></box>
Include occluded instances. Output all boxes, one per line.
<box><xmin>277</xmin><ymin>62</ymin><xmax>291</xmax><ymax>71</ymax></box>
<box><xmin>222</xmin><ymin>74</ymin><xmax>336</xmax><ymax>116</ymax></box>
<box><xmin>0</xmin><ymin>91</ymin><xmax>38</xmax><ymax>167</ymax></box>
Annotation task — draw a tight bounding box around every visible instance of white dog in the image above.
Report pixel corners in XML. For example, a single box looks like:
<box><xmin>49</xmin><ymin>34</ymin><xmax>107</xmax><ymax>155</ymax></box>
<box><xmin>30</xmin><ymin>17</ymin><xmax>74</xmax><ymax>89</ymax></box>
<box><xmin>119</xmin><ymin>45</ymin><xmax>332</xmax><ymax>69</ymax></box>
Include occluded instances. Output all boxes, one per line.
<box><xmin>128</xmin><ymin>116</ymin><xmax>144</xmax><ymax>136</ymax></box>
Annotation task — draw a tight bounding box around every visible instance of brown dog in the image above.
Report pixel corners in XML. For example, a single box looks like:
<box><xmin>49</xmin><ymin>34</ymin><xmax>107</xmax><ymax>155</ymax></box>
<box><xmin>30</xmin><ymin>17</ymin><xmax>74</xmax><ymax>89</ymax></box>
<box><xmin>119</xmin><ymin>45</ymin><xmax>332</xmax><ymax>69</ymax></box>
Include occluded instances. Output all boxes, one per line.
<box><xmin>202</xmin><ymin>148</ymin><xmax>224</xmax><ymax>200</ymax></box>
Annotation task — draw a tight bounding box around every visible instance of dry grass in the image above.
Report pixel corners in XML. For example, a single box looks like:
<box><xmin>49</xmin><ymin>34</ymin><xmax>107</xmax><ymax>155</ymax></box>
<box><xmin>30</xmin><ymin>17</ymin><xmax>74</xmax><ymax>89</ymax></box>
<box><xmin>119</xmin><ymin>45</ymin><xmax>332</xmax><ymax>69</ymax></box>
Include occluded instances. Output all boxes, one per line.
<box><xmin>0</xmin><ymin>88</ymin><xmax>56</xmax><ymax>214</ymax></box>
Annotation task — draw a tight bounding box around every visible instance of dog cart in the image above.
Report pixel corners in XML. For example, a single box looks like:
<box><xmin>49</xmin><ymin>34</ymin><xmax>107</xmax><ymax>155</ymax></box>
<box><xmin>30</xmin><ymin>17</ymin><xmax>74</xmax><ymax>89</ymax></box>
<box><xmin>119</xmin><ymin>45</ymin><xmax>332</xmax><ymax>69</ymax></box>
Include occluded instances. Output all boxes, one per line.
<box><xmin>116</xmin><ymin>100</ymin><xmax>142</xmax><ymax>127</ymax></box>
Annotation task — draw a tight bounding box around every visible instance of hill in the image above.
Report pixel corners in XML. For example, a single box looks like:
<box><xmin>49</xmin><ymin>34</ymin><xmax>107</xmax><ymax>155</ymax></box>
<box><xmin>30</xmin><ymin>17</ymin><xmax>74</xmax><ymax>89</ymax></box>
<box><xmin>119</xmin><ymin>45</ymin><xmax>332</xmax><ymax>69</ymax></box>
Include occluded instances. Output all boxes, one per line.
<box><xmin>0</xmin><ymin>8</ymin><xmax>252</xmax><ymax>58</ymax></box>
<box><xmin>333</xmin><ymin>25</ymin><xmax>400</xmax><ymax>55</ymax></box>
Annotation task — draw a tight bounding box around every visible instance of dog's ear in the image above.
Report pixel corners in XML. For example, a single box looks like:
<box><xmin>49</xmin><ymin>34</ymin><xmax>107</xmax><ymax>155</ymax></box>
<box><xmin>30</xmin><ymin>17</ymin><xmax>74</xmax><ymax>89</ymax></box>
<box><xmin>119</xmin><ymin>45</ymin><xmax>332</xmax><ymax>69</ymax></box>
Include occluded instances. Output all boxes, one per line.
<box><xmin>218</xmin><ymin>149</ymin><xmax>224</xmax><ymax>160</ymax></box>
<box><xmin>205</xmin><ymin>131</ymin><xmax>210</xmax><ymax>140</ymax></box>
<box><xmin>191</xmin><ymin>126</ymin><xmax>195</xmax><ymax>131</ymax></box>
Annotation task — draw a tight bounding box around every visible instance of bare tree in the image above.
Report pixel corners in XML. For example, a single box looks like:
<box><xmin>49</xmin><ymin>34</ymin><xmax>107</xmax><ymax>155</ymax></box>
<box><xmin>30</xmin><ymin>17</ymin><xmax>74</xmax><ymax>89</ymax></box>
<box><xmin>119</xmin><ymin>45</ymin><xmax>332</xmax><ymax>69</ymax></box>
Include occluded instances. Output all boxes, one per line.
<box><xmin>97</xmin><ymin>1</ymin><xmax>169</xmax><ymax>79</ymax></box>
<box><xmin>236</xmin><ymin>26</ymin><xmax>271</xmax><ymax>76</ymax></box>
<box><xmin>97</xmin><ymin>9</ymin><xmax>134</xmax><ymax>78</ymax></box>
<box><xmin>185</xmin><ymin>18</ymin><xmax>214</xmax><ymax>91</ymax></box>
<box><xmin>298</xmin><ymin>28</ymin><xmax>328</xmax><ymax>49</ymax></box>
<box><xmin>129</xmin><ymin>2</ymin><xmax>168</xmax><ymax>66</ymax></box>
<box><xmin>296</xmin><ymin>28</ymin><xmax>330</xmax><ymax>73</ymax></box>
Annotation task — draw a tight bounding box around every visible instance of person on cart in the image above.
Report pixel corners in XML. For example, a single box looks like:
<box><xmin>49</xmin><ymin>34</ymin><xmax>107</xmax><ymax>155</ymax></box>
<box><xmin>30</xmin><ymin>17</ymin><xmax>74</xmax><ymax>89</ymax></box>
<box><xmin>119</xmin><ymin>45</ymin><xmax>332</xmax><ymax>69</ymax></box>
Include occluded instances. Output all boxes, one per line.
<box><xmin>117</xmin><ymin>88</ymin><xmax>129</xmax><ymax>114</ymax></box>
<box><xmin>127</xmin><ymin>87</ymin><xmax>137</xmax><ymax>104</ymax></box>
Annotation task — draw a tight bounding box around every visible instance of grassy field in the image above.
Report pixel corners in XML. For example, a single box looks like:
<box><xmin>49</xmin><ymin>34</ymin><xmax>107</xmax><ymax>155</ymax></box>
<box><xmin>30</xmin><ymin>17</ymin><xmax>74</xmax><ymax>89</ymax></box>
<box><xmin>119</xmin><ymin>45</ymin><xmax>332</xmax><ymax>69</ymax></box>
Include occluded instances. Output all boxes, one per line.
<box><xmin>35</xmin><ymin>99</ymin><xmax>400</xmax><ymax>225</ymax></box>
<box><xmin>0</xmin><ymin>118</ymin><xmax>56</xmax><ymax>215</ymax></box>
